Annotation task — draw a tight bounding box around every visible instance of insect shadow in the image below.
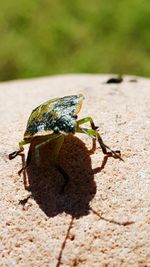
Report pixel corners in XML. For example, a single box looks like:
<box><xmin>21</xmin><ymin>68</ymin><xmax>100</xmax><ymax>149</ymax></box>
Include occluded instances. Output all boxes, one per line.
<box><xmin>24</xmin><ymin>135</ymin><xmax>102</xmax><ymax>218</ymax></box>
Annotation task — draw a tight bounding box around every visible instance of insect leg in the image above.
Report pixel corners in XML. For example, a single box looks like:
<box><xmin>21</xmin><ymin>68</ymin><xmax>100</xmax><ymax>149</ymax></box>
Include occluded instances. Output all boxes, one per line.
<box><xmin>77</xmin><ymin>117</ymin><xmax>98</xmax><ymax>130</ymax></box>
<box><xmin>51</xmin><ymin>135</ymin><xmax>64</xmax><ymax>163</ymax></box>
<box><xmin>18</xmin><ymin>135</ymin><xmax>63</xmax><ymax>175</ymax></box>
<box><xmin>34</xmin><ymin>134</ymin><xmax>62</xmax><ymax>164</ymax></box>
<box><xmin>77</xmin><ymin>127</ymin><xmax>123</xmax><ymax>161</ymax></box>
<box><xmin>34</xmin><ymin>134</ymin><xmax>69</xmax><ymax>192</ymax></box>
<box><xmin>51</xmin><ymin>135</ymin><xmax>70</xmax><ymax>193</ymax></box>
<box><xmin>18</xmin><ymin>141</ymin><xmax>34</xmax><ymax>175</ymax></box>
<box><xmin>9</xmin><ymin>140</ymin><xmax>29</xmax><ymax>160</ymax></box>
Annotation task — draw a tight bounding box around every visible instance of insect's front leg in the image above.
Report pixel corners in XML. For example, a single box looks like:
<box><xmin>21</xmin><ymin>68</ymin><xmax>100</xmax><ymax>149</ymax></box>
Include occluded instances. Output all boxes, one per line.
<box><xmin>18</xmin><ymin>142</ymin><xmax>33</xmax><ymax>176</ymax></box>
<box><xmin>18</xmin><ymin>135</ymin><xmax>62</xmax><ymax>175</ymax></box>
<box><xmin>34</xmin><ymin>134</ymin><xmax>68</xmax><ymax>193</ymax></box>
<box><xmin>9</xmin><ymin>140</ymin><xmax>28</xmax><ymax>160</ymax></box>
<box><xmin>34</xmin><ymin>133</ymin><xmax>63</xmax><ymax>165</ymax></box>
<box><xmin>49</xmin><ymin>135</ymin><xmax>70</xmax><ymax>193</ymax></box>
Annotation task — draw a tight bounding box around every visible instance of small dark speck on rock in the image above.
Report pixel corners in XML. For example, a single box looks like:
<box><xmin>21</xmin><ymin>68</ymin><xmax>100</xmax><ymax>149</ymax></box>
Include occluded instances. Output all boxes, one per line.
<box><xmin>106</xmin><ymin>76</ymin><xmax>123</xmax><ymax>84</ymax></box>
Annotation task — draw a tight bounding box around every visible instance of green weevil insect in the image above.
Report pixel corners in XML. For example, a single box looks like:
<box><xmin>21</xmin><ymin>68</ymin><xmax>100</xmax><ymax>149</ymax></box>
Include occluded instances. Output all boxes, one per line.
<box><xmin>9</xmin><ymin>94</ymin><xmax>123</xmax><ymax>176</ymax></box>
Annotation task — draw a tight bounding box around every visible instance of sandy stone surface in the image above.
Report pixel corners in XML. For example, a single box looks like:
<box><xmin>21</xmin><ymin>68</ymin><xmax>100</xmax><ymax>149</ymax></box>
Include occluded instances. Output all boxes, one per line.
<box><xmin>0</xmin><ymin>74</ymin><xmax>150</xmax><ymax>267</ymax></box>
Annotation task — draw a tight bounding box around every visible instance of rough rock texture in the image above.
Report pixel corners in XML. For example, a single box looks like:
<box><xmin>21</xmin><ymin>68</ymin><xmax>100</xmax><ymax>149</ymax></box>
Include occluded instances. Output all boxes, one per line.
<box><xmin>0</xmin><ymin>75</ymin><xmax>149</xmax><ymax>267</ymax></box>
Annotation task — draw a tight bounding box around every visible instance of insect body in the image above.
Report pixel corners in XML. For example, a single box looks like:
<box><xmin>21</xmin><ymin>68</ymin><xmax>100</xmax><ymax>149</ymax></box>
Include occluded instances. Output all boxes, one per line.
<box><xmin>9</xmin><ymin>94</ymin><xmax>123</xmax><ymax>174</ymax></box>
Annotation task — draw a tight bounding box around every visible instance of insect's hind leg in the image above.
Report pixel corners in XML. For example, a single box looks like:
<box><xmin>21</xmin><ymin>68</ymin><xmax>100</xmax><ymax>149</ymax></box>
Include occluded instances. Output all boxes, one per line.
<box><xmin>77</xmin><ymin>127</ymin><xmax>123</xmax><ymax>161</ymax></box>
<box><xmin>77</xmin><ymin>117</ymin><xmax>99</xmax><ymax>130</ymax></box>
<box><xmin>77</xmin><ymin>127</ymin><xmax>107</xmax><ymax>154</ymax></box>
<box><xmin>9</xmin><ymin>140</ymin><xmax>28</xmax><ymax>160</ymax></box>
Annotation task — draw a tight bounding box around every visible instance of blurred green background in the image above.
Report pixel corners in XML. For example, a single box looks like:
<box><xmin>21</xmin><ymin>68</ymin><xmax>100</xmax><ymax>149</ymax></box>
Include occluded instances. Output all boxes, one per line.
<box><xmin>0</xmin><ymin>0</ymin><xmax>149</xmax><ymax>81</ymax></box>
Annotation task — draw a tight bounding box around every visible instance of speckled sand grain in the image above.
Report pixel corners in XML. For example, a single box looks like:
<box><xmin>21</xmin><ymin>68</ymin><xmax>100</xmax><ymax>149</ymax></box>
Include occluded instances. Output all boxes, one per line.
<box><xmin>0</xmin><ymin>75</ymin><xmax>150</xmax><ymax>267</ymax></box>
